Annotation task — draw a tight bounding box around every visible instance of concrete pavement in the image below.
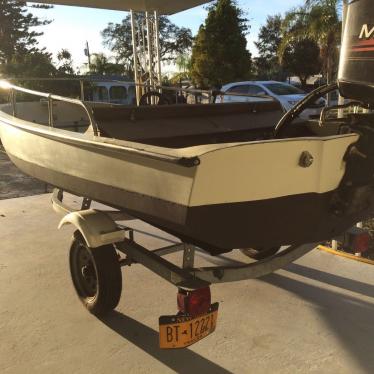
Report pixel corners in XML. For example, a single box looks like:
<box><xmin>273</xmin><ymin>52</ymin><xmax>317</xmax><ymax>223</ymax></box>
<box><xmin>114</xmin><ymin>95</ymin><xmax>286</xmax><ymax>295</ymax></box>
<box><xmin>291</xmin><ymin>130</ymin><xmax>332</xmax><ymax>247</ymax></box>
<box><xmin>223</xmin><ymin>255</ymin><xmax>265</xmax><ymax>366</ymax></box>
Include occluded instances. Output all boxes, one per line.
<box><xmin>0</xmin><ymin>194</ymin><xmax>373</xmax><ymax>374</ymax></box>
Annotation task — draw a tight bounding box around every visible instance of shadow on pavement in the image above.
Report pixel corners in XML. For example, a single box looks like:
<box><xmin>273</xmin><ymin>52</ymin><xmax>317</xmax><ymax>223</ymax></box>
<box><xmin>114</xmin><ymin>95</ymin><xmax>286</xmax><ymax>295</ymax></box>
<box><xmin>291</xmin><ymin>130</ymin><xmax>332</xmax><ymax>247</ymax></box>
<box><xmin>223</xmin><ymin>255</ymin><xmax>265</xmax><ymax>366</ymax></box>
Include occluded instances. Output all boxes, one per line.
<box><xmin>100</xmin><ymin>311</ymin><xmax>232</xmax><ymax>374</ymax></box>
<box><xmin>285</xmin><ymin>262</ymin><xmax>374</xmax><ymax>298</ymax></box>
<box><xmin>262</xmin><ymin>272</ymin><xmax>374</xmax><ymax>373</ymax></box>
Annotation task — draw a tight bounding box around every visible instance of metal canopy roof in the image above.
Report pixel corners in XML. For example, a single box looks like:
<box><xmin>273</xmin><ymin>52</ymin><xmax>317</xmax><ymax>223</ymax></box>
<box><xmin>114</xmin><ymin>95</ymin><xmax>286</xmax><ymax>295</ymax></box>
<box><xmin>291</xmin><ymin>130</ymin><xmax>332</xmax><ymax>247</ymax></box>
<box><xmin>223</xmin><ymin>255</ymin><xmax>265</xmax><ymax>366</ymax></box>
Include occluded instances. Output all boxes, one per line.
<box><xmin>27</xmin><ymin>0</ymin><xmax>212</xmax><ymax>15</ymax></box>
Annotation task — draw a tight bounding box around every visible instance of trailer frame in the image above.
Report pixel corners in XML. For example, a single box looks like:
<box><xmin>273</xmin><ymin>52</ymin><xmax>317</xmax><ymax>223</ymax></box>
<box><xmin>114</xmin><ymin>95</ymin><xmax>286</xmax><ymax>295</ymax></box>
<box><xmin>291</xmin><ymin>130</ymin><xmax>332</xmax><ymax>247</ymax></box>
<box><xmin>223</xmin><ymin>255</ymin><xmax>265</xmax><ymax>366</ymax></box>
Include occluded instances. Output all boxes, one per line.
<box><xmin>52</xmin><ymin>188</ymin><xmax>318</xmax><ymax>290</ymax></box>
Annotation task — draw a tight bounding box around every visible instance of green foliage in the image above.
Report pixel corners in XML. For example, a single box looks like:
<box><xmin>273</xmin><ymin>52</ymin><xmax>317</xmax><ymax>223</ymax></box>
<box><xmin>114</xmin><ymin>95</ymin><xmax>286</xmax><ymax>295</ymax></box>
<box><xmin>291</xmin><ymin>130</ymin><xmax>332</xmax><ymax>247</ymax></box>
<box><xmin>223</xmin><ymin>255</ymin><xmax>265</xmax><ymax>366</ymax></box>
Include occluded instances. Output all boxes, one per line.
<box><xmin>305</xmin><ymin>0</ymin><xmax>343</xmax><ymax>11</ymax></box>
<box><xmin>190</xmin><ymin>0</ymin><xmax>252</xmax><ymax>88</ymax></box>
<box><xmin>279</xmin><ymin>0</ymin><xmax>341</xmax><ymax>83</ymax></box>
<box><xmin>176</xmin><ymin>54</ymin><xmax>192</xmax><ymax>73</ymax></box>
<box><xmin>88</xmin><ymin>53</ymin><xmax>127</xmax><ymax>76</ymax></box>
<box><xmin>254</xmin><ymin>14</ymin><xmax>285</xmax><ymax>80</ymax></box>
<box><xmin>0</xmin><ymin>51</ymin><xmax>56</xmax><ymax>78</ymax></box>
<box><xmin>102</xmin><ymin>14</ymin><xmax>193</xmax><ymax>74</ymax></box>
<box><xmin>170</xmin><ymin>72</ymin><xmax>190</xmax><ymax>85</ymax></box>
<box><xmin>0</xmin><ymin>0</ymin><xmax>61</xmax><ymax>82</ymax></box>
<box><xmin>280</xmin><ymin>39</ymin><xmax>321</xmax><ymax>87</ymax></box>
<box><xmin>56</xmin><ymin>49</ymin><xmax>75</xmax><ymax>76</ymax></box>
<box><xmin>0</xmin><ymin>0</ymin><xmax>51</xmax><ymax>64</ymax></box>
<box><xmin>0</xmin><ymin>51</ymin><xmax>81</xmax><ymax>98</ymax></box>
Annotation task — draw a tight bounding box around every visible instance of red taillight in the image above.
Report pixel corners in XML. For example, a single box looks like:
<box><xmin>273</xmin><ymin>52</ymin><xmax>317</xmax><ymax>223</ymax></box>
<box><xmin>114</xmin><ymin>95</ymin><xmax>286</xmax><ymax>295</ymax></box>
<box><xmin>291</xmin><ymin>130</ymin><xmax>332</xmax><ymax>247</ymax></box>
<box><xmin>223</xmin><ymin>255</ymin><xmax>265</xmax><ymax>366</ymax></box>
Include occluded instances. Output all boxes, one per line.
<box><xmin>344</xmin><ymin>227</ymin><xmax>370</xmax><ymax>253</ymax></box>
<box><xmin>177</xmin><ymin>287</ymin><xmax>211</xmax><ymax>317</ymax></box>
<box><xmin>352</xmin><ymin>232</ymin><xmax>370</xmax><ymax>253</ymax></box>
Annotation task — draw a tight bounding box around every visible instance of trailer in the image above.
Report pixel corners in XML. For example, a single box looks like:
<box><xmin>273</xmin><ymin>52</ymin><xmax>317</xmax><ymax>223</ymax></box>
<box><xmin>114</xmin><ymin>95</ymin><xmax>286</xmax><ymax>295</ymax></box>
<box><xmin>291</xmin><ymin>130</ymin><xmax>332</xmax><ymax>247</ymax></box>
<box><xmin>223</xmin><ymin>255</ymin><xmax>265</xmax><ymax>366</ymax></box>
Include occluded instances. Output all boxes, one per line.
<box><xmin>4</xmin><ymin>0</ymin><xmax>372</xmax><ymax>349</ymax></box>
<box><xmin>51</xmin><ymin>189</ymin><xmax>317</xmax><ymax>348</ymax></box>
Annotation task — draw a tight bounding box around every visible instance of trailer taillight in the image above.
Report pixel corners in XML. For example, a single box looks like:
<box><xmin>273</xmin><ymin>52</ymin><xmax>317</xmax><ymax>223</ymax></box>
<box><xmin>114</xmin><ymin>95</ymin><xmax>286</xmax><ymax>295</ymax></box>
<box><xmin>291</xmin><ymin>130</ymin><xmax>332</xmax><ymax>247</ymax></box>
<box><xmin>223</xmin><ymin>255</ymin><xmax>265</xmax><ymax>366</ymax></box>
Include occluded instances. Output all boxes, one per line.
<box><xmin>177</xmin><ymin>287</ymin><xmax>211</xmax><ymax>318</ymax></box>
<box><xmin>343</xmin><ymin>227</ymin><xmax>370</xmax><ymax>253</ymax></box>
<box><xmin>352</xmin><ymin>232</ymin><xmax>370</xmax><ymax>253</ymax></box>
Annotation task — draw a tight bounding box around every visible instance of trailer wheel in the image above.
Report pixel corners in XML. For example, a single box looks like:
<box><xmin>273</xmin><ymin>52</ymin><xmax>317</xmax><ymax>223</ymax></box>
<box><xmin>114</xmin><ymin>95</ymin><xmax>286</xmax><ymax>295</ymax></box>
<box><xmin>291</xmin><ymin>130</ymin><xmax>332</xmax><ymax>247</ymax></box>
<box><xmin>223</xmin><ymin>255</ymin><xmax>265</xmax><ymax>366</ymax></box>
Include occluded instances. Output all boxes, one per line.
<box><xmin>240</xmin><ymin>247</ymin><xmax>281</xmax><ymax>260</ymax></box>
<box><xmin>69</xmin><ymin>231</ymin><xmax>122</xmax><ymax>316</ymax></box>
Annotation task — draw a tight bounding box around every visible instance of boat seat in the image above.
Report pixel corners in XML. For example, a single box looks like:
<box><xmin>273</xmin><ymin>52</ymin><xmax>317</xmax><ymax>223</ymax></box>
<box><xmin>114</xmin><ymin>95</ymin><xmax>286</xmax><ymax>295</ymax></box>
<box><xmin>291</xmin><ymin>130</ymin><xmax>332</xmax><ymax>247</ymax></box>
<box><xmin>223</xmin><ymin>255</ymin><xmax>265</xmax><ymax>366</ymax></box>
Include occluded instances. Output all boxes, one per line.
<box><xmin>91</xmin><ymin>102</ymin><xmax>284</xmax><ymax>148</ymax></box>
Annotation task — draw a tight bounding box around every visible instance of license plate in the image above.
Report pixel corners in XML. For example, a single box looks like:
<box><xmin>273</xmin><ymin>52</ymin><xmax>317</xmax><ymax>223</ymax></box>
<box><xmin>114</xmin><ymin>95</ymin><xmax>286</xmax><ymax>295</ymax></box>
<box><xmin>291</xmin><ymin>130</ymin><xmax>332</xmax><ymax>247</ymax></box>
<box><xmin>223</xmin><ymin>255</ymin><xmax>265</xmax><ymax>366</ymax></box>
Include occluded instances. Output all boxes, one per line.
<box><xmin>159</xmin><ymin>303</ymin><xmax>219</xmax><ymax>349</ymax></box>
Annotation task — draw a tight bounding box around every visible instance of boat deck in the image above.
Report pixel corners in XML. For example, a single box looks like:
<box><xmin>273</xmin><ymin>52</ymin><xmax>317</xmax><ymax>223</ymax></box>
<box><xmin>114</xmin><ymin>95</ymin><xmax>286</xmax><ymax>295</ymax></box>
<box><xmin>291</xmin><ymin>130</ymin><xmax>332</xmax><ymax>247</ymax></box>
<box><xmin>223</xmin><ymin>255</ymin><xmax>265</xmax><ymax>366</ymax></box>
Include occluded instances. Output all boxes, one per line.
<box><xmin>93</xmin><ymin>101</ymin><xmax>284</xmax><ymax>148</ymax></box>
<box><xmin>0</xmin><ymin>194</ymin><xmax>373</xmax><ymax>373</ymax></box>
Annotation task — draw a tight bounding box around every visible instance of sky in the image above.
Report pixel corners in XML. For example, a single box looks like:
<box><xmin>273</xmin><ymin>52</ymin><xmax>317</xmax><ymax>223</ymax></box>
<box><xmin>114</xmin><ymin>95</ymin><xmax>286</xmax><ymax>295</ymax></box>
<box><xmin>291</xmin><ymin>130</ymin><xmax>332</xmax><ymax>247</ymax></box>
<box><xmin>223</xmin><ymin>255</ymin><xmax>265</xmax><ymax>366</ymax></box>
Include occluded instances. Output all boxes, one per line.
<box><xmin>29</xmin><ymin>0</ymin><xmax>303</xmax><ymax>71</ymax></box>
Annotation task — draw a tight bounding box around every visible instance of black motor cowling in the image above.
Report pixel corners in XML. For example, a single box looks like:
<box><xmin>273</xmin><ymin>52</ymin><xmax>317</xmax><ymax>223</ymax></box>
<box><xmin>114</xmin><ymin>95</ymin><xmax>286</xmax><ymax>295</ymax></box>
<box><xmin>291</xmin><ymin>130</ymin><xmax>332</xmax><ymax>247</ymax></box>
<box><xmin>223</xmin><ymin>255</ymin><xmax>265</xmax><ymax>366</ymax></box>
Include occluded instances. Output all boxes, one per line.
<box><xmin>338</xmin><ymin>0</ymin><xmax>374</xmax><ymax>104</ymax></box>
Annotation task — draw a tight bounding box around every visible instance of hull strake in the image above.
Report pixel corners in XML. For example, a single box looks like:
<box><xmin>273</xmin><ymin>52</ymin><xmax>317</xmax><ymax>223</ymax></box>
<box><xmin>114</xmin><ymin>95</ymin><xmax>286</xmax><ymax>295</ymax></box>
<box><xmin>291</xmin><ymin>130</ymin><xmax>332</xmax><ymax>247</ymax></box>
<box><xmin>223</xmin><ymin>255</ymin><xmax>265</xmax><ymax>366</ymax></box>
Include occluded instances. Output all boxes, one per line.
<box><xmin>8</xmin><ymin>153</ymin><xmax>373</xmax><ymax>255</ymax></box>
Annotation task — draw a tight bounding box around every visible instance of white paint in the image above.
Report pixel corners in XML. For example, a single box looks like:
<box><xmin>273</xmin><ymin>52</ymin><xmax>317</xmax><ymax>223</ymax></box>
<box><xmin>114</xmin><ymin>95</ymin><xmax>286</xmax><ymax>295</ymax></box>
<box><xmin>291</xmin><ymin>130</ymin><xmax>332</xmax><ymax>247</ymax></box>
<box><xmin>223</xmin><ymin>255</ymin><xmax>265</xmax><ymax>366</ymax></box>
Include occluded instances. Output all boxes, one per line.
<box><xmin>359</xmin><ymin>24</ymin><xmax>374</xmax><ymax>39</ymax></box>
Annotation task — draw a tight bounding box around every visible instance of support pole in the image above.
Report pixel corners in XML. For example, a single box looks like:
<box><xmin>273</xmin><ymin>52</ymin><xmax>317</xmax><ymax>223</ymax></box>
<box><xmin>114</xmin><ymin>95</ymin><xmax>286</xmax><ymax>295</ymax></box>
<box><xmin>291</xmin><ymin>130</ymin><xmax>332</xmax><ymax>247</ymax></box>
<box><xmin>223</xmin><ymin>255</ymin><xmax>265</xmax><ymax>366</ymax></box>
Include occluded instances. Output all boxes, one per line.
<box><xmin>48</xmin><ymin>95</ymin><xmax>54</xmax><ymax>128</ymax></box>
<box><xmin>79</xmin><ymin>80</ymin><xmax>85</xmax><ymax>101</ymax></box>
<box><xmin>130</xmin><ymin>10</ymin><xmax>140</xmax><ymax>105</ymax></box>
<box><xmin>146</xmin><ymin>11</ymin><xmax>154</xmax><ymax>89</ymax></box>
<box><xmin>10</xmin><ymin>89</ymin><xmax>16</xmax><ymax>117</ymax></box>
<box><xmin>85</xmin><ymin>41</ymin><xmax>91</xmax><ymax>71</ymax></box>
<box><xmin>154</xmin><ymin>10</ymin><xmax>162</xmax><ymax>87</ymax></box>
<box><xmin>338</xmin><ymin>0</ymin><xmax>349</xmax><ymax>115</ymax></box>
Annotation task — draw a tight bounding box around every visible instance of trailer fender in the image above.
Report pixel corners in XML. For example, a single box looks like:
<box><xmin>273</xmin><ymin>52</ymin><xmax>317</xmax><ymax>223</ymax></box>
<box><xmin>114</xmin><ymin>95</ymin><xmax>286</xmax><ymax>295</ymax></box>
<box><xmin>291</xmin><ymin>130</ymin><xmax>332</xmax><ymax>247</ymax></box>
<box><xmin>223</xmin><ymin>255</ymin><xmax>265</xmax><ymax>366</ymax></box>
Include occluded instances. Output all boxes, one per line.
<box><xmin>58</xmin><ymin>209</ymin><xmax>126</xmax><ymax>248</ymax></box>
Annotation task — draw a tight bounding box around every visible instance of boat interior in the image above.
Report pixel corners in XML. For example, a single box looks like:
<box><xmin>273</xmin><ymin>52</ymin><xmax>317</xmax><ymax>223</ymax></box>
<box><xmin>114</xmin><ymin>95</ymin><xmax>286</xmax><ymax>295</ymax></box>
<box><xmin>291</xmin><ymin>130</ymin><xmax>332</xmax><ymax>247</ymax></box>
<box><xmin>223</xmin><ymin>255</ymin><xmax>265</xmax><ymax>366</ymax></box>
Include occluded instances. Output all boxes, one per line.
<box><xmin>1</xmin><ymin>98</ymin><xmax>351</xmax><ymax>149</ymax></box>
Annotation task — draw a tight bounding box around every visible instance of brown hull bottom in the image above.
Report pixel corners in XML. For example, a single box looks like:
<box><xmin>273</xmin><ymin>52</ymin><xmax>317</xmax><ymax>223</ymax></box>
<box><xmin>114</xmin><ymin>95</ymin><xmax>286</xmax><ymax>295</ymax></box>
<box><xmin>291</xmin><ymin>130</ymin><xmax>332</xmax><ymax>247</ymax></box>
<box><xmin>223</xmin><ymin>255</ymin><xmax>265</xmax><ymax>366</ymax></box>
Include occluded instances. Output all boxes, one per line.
<box><xmin>9</xmin><ymin>154</ymin><xmax>374</xmax><ymax>255</ymax></box>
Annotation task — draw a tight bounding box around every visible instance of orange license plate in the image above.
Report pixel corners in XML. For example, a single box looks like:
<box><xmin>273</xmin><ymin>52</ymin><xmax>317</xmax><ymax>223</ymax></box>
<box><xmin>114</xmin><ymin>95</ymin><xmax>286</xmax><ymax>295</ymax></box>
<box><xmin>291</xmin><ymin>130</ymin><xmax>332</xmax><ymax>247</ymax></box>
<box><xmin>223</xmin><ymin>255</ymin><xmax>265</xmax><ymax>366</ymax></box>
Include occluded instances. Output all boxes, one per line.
<box><xmin>159</xmin><ymin>303</ymin><xmax>219</xmax><ymax>349</ymax></box>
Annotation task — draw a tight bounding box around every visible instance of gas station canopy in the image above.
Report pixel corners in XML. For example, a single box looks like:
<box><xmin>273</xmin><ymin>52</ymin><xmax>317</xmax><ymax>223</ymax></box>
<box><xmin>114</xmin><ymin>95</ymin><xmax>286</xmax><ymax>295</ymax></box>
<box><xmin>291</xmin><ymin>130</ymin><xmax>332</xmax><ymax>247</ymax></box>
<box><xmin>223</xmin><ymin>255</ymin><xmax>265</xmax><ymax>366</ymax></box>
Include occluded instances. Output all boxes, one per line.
<box><xmin>27</xmin><ymin>0</ymin><xmax>212</xmax><ymax>14</ymax></box>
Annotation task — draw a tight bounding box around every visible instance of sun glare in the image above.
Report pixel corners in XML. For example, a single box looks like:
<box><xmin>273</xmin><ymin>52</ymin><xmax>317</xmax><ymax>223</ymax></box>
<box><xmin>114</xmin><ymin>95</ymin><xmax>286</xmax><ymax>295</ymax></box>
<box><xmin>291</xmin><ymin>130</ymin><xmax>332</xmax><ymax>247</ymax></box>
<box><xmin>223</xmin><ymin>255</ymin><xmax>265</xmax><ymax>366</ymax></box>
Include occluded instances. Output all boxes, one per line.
<box><xmin>0</xmin><ymin>80</ymin><xmax>11</xmax><ymax>89</ymax></box>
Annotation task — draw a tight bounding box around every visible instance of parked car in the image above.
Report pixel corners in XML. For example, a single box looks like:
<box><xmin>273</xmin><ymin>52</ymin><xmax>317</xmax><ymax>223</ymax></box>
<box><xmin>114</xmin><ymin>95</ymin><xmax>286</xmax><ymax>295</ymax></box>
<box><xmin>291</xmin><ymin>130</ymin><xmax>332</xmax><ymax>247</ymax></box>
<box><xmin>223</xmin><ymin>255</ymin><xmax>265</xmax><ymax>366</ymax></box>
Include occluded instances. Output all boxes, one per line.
<box><xmin>219</xmin><ymin>81</ymin><xmax>326</xmax><ymax>118</ymax></box>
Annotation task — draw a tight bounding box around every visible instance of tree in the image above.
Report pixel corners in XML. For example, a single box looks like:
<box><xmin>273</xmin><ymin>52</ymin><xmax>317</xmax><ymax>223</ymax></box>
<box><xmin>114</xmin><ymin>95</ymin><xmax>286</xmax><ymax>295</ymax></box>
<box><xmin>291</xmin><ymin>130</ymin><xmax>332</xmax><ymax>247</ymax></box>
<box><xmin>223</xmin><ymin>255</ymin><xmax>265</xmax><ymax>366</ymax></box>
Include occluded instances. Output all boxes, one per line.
<box><xmin>88</xmin><ymin>53</ymin><xmax>127</xmax><ymax>76</ymax></box>
<box><xmin>102</xmin><ymin>15</ymin><xmax>193</xmax><ymax>74</ymax></box>
<box><xmin>0</xmin><ymin>1</ymin><xmax>52</xmax><ymax>64</ymax></box>
<box><xmin>280</xmin><ymin>38</ymin><xmax>321</xmax><ymax>87</ymax></box>
<box><xmin>0</xmin><ymin>0</ymin><xmax>55</xmax><ymax>81</ymax></box>
<box><xmin>56</xmin><ymin>49</ymin><xmax>75</xmax><ymax>76</ymax></box>
<box><xmin>170</xmin><ymin>54</ymin><xmax>192</xmax><ymax>84</ymax></box>
<box><xmin>0</xmin><ymin>51</ymin><xmax>56</xmax><ymax>78</ymax></box>
<box><xmin>279</xmin><ymin>0</ymin><xmax>341</xmax><ymax>84</ymax></box>
<box><xmin>254</xmin><ymin>15</ymin><xmax>285</xmax><ymax>80</ymax></box>
<box><xmin>190</xmin><ymin>0</ymin><xmax>252</xmax><ymax>88</ymax></box>
<box><xmin>176</xmin><ymin>53</ymin><xmax>191</xmax><ymax>74</ymax></box>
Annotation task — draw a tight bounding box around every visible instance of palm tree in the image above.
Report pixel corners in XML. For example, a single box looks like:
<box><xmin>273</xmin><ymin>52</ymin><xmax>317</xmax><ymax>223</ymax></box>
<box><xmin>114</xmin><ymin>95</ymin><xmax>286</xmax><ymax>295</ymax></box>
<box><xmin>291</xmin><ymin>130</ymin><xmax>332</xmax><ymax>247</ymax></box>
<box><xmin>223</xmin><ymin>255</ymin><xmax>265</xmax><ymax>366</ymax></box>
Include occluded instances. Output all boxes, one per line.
<box><xmin>279</xmin><ymin>0</ymin><xmax>342</xmax><ymax>85</ymax></box>
<box><xmin>89</xmin><ymin>53</ymin><xmax>109</xmax><ymax>75</ymax></box>
<box><xmin>57</xmin><ymin>48</ymin><xmax>74</xmax><ymax>75</ymax></box>
<box><xmin>88</xmin><ymin>53</ymin><xmax>126</xmax><ymax>76</ymax></box>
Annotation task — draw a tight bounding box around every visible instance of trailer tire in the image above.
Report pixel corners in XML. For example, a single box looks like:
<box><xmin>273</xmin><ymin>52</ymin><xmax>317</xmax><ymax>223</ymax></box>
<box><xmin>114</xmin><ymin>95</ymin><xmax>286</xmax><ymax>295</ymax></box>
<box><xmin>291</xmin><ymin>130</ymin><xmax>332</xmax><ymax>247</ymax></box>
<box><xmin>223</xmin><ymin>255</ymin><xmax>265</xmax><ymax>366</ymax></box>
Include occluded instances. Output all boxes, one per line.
<box><xmin>69</xmin><ymin>231</ymin><xmax>122</xmax><ymax>317</ymax></box>
<box><xmin>240</xmin><ymin>247</ymin><xmax>281</xmax><ymax>260</ymax></box>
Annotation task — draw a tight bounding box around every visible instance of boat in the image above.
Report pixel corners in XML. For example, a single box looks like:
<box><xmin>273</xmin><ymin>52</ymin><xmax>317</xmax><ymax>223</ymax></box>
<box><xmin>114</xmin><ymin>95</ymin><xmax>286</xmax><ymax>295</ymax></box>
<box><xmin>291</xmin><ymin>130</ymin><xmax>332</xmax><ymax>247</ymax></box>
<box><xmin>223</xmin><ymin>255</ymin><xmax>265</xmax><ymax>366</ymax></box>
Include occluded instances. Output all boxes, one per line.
<box><xmin>1</xmin><ymin>0</ymin><xmax>374</xmax><ymax>256</ymax></box>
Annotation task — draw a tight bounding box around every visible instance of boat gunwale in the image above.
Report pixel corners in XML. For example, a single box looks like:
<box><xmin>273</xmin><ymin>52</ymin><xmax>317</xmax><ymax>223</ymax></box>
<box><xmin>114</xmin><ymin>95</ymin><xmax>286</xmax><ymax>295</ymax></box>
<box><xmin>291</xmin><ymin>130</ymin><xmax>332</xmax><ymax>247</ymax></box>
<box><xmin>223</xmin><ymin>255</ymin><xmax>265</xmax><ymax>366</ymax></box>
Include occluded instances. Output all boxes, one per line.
<box><xmin>0</xmin><ymin>103</ymin><xmax>360</xmax><ymax>164</ymax></box>
<box><xmin>0</xmin><ymin>107</ymin><xmax>200</xmax><ymax>167</ymax></box>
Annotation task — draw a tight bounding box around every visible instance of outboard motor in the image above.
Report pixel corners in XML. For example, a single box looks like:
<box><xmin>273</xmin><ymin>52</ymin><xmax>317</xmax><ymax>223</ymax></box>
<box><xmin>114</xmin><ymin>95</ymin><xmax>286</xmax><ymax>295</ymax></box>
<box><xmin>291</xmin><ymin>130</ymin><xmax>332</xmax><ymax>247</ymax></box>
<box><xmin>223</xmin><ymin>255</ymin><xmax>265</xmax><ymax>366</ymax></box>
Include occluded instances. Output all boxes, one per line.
<box><xmin>332</xmin><ymin>0</ymin><xmax>374</xmax><ymax>218</ymax></box>
<box><xmin>338</xmin><ymin>0</ymin><xmax>374</xmax><ymax>104</ymax></box>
